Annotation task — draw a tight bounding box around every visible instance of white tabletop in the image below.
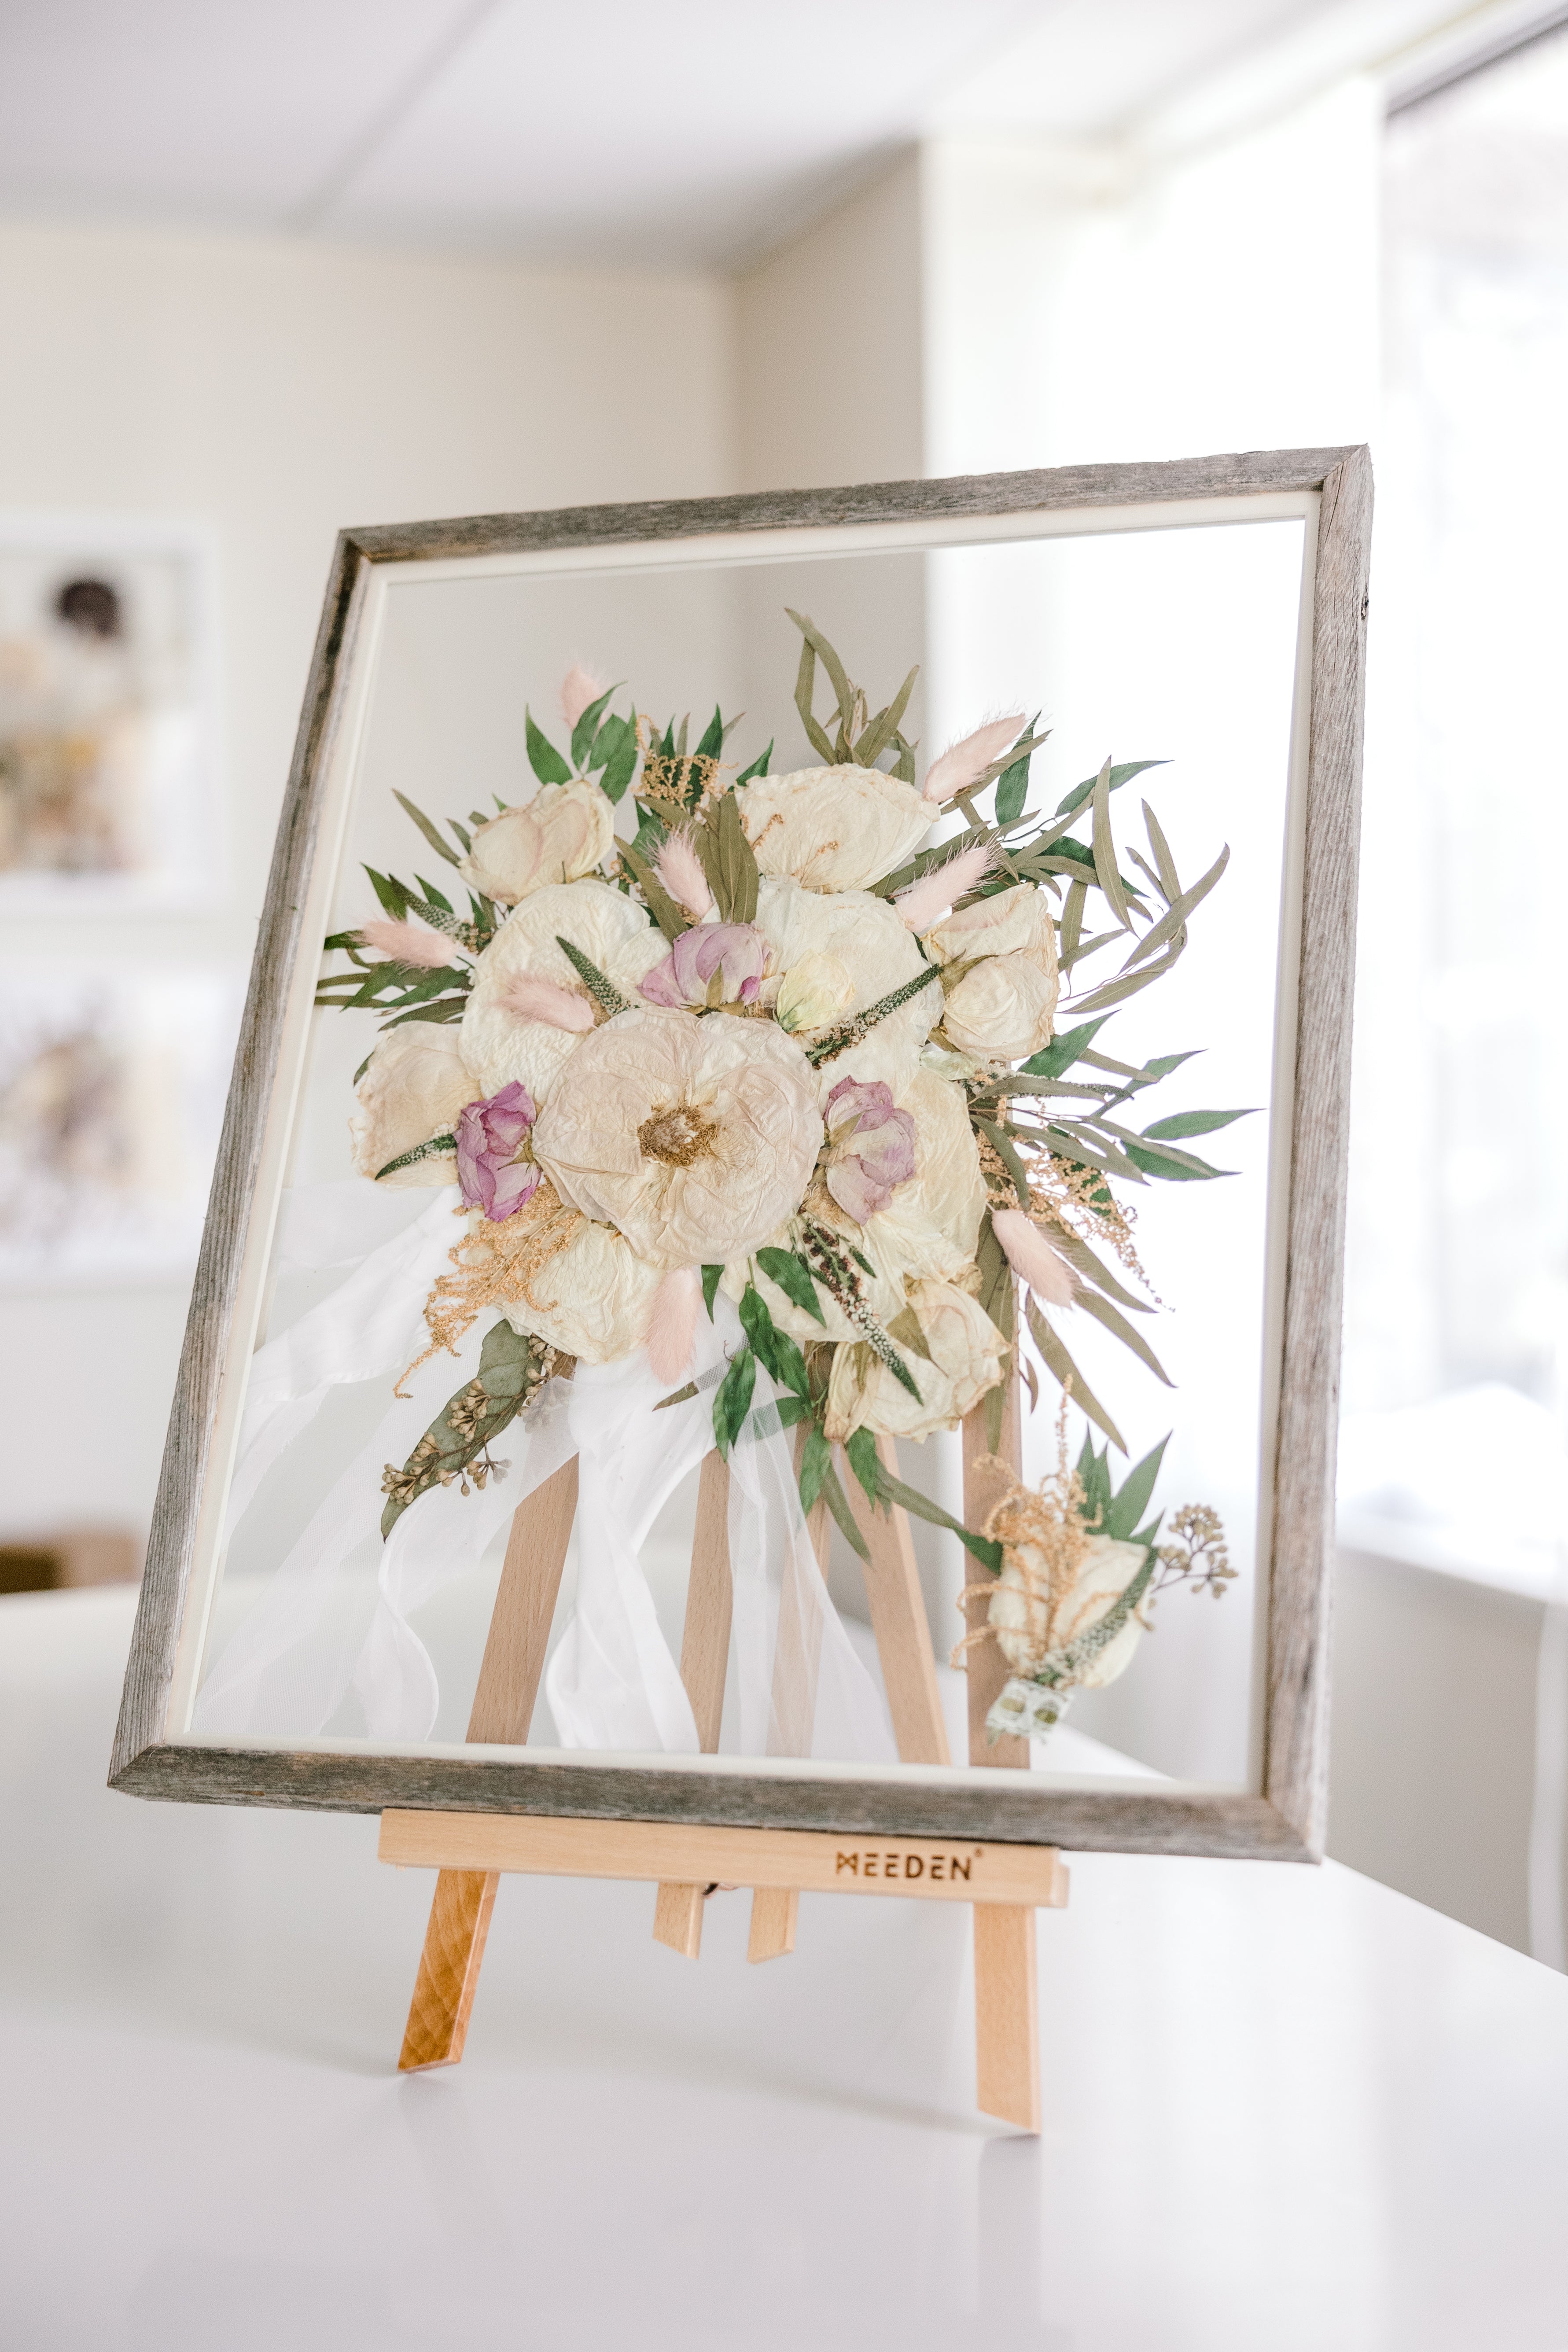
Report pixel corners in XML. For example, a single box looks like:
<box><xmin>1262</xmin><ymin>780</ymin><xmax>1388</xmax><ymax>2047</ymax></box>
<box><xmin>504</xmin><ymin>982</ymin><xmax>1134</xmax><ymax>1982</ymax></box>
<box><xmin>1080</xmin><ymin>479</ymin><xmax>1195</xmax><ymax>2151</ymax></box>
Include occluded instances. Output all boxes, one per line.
<box><xmin>4</xmin><ymin>1587</ymin><xmax>1568</xmax><ymax>2352</ymax></box>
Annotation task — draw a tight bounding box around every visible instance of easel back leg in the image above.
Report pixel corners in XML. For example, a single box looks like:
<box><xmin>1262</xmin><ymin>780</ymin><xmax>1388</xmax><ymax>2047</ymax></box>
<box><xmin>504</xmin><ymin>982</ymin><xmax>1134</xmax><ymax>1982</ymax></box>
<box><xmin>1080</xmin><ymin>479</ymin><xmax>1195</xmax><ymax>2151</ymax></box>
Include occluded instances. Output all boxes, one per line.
<box><xmin>747</xmin><ymin>1885</ymin><xmax>798</xmax><ymax>1962</ymax></box>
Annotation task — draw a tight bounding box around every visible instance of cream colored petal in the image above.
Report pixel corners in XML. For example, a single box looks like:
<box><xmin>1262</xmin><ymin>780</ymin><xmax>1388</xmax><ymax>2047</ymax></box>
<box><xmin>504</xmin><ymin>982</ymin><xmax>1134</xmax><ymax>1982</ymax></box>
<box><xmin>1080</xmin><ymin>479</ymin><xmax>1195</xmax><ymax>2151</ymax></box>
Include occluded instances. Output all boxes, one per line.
<box><xmin>501</xmin><ymin>1220</ymin><xmax>663</xmax><ymax>1364</ymax></box>
<box><xmin>754</xmin><ymin>877</ymin><xmax>939</xmax><ymax>1107</ymax></box>
<box><xmin>530</xmin><ymin>1007</ymin><xmax>823</xmax><ymax>1272</ymax></box>
<box><xmin>740</xmin><ymin>765</ymin><xmax>932</xmax><ymax>892</ymax></box>
<box><xmin>823</xmin><ymin>1278</ymin><xmax>1005</xmax><ymax>1442</ymax></box>
<box><xmin>941</xmin><ymin>953</ymin><xmax>1058</xmax><ymax>1064</ymax></box>
<box><xmin>348</xmin><ymin>1023</ymin><xmax>477</xmax><ymax>1188</ymax></box>
<box><xmin>925</xmin><ymin>881</ymin><xmax>1058</xmax><ymax>979</ymax></box>
<box><xmin>460</xmin><ymin>879</ymin><xmax>663</xmax><ymax>1100</ymax></box>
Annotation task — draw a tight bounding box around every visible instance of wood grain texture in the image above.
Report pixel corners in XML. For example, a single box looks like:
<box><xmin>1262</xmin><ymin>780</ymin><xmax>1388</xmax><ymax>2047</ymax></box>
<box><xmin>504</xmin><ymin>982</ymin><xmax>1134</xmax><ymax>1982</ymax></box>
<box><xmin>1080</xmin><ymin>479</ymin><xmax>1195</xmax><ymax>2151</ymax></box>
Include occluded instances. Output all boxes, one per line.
<box><xmin>110</xmin><ymin>532</ymin><xmax>369</xmax><ymax>1783</ymax></box>
<box><xmin>1265</xmin><ymin>445</ymin><xmax>1373</xmax><ymax>1859</ymax></box>
<box><xmin>961</xmin><ymin>1366</ymin><xmax>1043</xmax><ymax>2129</ymax></box>
<box><xmin>116</xmin><ymin>1739</ymin><xmax>1310</xmax><ymax>1857</ymax></box>
<box><xmin>381</xmin><ymin>1811</ymin><xmax>1070</xmax><ymax>1906</ymax></box>
<box><xmin>973</xmin><ymin>1904</ymin><xmax>1042</xmax><ymax>2131</ymax></box>
<box><xmin>654</xmin><ymin>1450</ymin><xmax>732</xmax><ymax>1958</ymax></box>
<box><xmin>343</xmin><ymin>449</ymin><xmax>1360</xmax><ymax>566</ymax></box>
<box><xmin>112</xmin><ymin>446</ymin><xmax>1370</xmax><ymax>1873</ymax></box>
<box><xmin>397</xmin><ymin>1867</ymin><xmax>497</xmax><ymax>2071</ymax></box>
<box><xmin>843</xmin><ymin>1438</ymin><xmax>952</xmax><ymax>1767</ymax></box>
<box><xmin>747</xmin><ymin>1885</ymin><xmax>798</xmax><ymax>1962</ymax></box>
<box><xmin>465</xmin><ymin>1458</ymin><xmax>578</xmax><ymax>1745</ymax></box>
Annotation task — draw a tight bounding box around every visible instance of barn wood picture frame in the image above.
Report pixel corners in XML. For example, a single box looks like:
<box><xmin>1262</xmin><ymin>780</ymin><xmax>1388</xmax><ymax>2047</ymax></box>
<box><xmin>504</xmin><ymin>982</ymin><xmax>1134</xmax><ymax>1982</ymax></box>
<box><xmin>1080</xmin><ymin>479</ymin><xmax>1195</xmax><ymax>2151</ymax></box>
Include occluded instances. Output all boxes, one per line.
<box><xmin>110</xmin><ymin>447</ymin><xmax>1372</xmax><ymax>1867</ymax></box>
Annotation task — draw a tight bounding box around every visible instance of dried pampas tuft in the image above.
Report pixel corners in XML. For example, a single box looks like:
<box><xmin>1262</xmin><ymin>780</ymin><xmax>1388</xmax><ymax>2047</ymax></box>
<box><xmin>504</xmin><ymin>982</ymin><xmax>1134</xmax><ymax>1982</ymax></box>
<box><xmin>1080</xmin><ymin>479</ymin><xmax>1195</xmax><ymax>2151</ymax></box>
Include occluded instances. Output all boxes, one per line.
<box><xmin>560</xmin><ymin>662</ymin><xmax>609</xmax><ymax>733</ymax></box>
<box><xmin>358</xmin><ymin>918</ymin><xmax>454</xmax><ymax>970</ymax></box>
<box><xmin>923</xmin><ymin>714</ymin><xmax>1026</xmax><ymax>805</ymax></box>
<box><xmin>497</xmin><ymin>973</ymin><xmax>596</xmax><ymax>1032</ymax></box>
<box><xmin>893</xmin><ymin>840</ymin><xmax>995</xmax><ymax>932</ymax></box>
<box><xmin>654</xmin><ymin>826</ymin><xmax>714</xmax><ymax>919</ymax></box>
<box><xmin>645</xmin><ymin>1263</ymin><xmax>701</xmax><ymax>1382</ymax></box>
<box><xmin>991</xmin><ymin>1208</ymin><xmax>1078</xmax><ymax>1308</ymax></box>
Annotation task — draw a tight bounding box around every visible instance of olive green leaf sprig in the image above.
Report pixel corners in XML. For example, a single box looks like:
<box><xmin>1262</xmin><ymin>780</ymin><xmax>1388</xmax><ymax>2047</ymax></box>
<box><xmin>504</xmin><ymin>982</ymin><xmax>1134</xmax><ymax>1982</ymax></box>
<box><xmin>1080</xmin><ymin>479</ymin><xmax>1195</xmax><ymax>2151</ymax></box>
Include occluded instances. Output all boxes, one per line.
<box><xmin>379</xmin><ymin>1323</ymin><xmax>559</xmax><ymax>1538</ymax></box>
<box><xmin>786</xmin><ymin>609</ymin><xmax>920</xmax><ymax>780</ymax></box>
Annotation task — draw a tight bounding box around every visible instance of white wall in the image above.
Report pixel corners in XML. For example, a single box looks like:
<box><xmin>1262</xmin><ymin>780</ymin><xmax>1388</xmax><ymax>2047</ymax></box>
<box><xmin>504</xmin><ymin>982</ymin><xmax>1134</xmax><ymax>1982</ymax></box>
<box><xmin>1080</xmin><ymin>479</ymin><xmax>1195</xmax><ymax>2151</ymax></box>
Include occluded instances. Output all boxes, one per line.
<box><xmin>0</xmin><ymin>218</ymin><xmax>735</xmax><ymax>1540</ymax></box>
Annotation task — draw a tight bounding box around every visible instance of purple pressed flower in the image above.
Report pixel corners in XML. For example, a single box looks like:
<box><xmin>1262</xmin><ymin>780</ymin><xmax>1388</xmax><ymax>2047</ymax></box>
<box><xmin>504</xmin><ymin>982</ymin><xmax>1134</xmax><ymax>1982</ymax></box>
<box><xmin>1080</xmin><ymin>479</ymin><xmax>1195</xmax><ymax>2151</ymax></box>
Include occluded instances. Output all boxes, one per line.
<box><xmin>455</xmin><ymin>1080</ymin><xmax>540</xmax><ymax>1221</ymax></box>
<box><xmin>823</xmin><ymin>1074</ymin><xmax>918</xmax><ymax>1224</ymax></box>
<box><xmin>639</xmin><ymin>920</ymin><xmax>769</xmax><ymax>1010</ymax></box>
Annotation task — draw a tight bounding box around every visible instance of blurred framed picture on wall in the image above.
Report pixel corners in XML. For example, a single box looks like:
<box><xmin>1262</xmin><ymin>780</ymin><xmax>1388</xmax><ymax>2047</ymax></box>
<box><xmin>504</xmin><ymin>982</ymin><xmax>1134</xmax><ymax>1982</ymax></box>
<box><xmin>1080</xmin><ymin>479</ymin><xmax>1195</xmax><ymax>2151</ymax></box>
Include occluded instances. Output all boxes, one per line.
<box><xmin>111</xmin><ymin>453</ymin><xmax>1369</xmax><ymax>1872</ymax></box>
<box><xmin>0</xmin><ymin>517</ymin><xmax>219</xmax><ymax>907</ymax></box>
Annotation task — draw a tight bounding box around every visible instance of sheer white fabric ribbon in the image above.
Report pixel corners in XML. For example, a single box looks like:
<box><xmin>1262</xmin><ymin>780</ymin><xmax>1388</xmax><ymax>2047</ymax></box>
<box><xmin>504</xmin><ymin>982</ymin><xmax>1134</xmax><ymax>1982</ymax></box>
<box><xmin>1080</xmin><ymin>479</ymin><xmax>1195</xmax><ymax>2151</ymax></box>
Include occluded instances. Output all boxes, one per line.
<box><xmin>193</xmin><ymin>1184</ymin><xmax>893</xmax><ymax>1765</ymax></box>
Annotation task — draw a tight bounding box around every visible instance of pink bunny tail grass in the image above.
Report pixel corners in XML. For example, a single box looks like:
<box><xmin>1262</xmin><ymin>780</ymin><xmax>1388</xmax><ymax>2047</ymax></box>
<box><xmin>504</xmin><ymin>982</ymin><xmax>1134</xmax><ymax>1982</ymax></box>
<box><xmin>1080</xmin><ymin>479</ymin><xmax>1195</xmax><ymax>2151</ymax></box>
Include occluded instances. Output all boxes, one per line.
<box><xmin>357</xmin><ymin>917</ymin><xmax>454</xmax><ymax>969</ymax></box>
<box><xmin>923</xmin><ymin>713</ymin><xmax>1027</xmax><ymax>804</ymax></box>
<box><xmin>990</xmin><ymin>1209</ymin><xmax>1078</xmax><ymax>1308</ymax></box>
<box><xmin>894</xmin><ymin>840</ymin><xmax>996</xmax><ymax>931</ymax></box>
<box><xmin>654</xmin><ymin>827</ymin><xmax>714</xmax><ymax>918</ymax></box>
<box><xmin>646</xmin><ymin>1264</ymin><xmax>701</xmax><ymax>1383</ymax></box>
<box><xmin>559</xmin><ymin>661</ymin><xmax>608</xmax><ymax>732</ymax></box>
<box><xmin>497</xmin><ymin>973</ymin><xmax>596</xmax><ymax>1031</ymax></box>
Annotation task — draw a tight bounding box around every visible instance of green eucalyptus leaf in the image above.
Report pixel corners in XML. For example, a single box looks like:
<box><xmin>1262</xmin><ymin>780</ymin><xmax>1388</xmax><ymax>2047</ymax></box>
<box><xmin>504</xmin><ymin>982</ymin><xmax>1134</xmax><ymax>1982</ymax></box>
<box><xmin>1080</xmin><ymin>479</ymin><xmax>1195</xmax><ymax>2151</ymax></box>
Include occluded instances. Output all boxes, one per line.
<box><xmin>525</xmin><ymin>707</ymin><xmax>572</xmax><ymax>785</ymax></box>
<box><xmin>755</xmin><ymin>1246</ymin><xmax>827</xmax><ymax>1326</ymax></box>
<box><xmin>701</xmin><ymin>1264</ymin><xmax>723</xmax><ymax>1320</ymax></box>
<box><xmin>571</xmin><ymin>685</ymin><xmax>620</xmax><ymax>770</ymax></box>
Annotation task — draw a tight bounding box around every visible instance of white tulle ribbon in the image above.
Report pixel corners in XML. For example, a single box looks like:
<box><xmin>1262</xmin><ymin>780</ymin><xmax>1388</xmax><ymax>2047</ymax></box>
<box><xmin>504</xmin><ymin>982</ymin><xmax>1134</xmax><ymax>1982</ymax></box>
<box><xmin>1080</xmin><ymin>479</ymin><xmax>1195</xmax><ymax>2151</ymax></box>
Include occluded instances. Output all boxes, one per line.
<box><xmin>193</xmin><ymin>1182</ymin><xmax>894</xmax><ymax>1765</ymax></box>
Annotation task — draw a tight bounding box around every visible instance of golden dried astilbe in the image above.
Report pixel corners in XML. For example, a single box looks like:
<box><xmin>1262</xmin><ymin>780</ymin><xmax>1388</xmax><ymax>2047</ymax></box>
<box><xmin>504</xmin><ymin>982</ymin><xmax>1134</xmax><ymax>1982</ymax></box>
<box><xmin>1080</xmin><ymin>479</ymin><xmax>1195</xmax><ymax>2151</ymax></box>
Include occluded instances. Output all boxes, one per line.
<box><xmin>634</xmin><ymin>713</ymin><xmax>723</xmax><ymax>815</ymax></box>
<box><xmin>1026</xmin><ymin>1145</ymin><xmax>1159</xmax><ymax>1299</ymax></box>
<box><xmin>397</xmin><ymin>1181</ymin><xmax>582</xmax><ymax>1393</ymax></box>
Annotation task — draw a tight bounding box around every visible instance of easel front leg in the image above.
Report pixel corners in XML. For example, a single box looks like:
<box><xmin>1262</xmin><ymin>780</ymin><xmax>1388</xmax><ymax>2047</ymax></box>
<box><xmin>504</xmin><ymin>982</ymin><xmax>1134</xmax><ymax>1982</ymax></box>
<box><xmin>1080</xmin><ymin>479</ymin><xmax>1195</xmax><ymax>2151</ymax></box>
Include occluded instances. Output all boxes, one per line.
<box><xmin>964</xmin><ymin>1376</ymin><xmax>1044</xmax><ymax>2133</ymax></box>
<box><xmin>654</xmin><ymin>1450</ymin><xmax>733</xmax><ymax>1959</ymax></box>
<box><xmin>399</xmin><ymin>1869</ymin><xmax>498</xmax><ymax>2070</ymax></box>
<box><xmin>398</xmin><ymin>1452</ymin><xmax>579</xmax><ymax>2074</ymax></box>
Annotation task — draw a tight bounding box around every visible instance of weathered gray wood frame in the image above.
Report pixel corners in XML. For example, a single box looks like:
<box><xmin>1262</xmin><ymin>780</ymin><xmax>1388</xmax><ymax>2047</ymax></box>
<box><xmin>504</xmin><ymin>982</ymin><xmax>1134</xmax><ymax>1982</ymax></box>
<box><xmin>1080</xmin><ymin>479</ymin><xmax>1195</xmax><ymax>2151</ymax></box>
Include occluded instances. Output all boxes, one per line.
<box><xmin>110</xmin><ymin>446</ymin><xmax>1372</xmax><ymax>1863</ymax></box>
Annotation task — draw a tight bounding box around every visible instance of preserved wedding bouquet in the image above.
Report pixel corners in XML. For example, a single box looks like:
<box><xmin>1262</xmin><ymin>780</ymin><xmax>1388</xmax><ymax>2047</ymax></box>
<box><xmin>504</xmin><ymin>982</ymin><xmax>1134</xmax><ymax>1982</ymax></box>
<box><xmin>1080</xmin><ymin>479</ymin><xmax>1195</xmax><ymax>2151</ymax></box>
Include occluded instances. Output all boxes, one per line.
<box><xmin>317</xmin><ymin>613</ymin><xmax>1240</xmax><ymax>1737</ymax></box>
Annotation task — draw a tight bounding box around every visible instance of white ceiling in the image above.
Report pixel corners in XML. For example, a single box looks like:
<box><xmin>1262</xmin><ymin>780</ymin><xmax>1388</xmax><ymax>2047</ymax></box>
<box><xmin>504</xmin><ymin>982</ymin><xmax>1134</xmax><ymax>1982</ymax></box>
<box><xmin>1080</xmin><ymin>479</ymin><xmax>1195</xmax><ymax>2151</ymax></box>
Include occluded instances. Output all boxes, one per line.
<box><xmin>0</xmin><ymin>0</ymin><xmax>1551</xmax><ymax>268</ymax></box>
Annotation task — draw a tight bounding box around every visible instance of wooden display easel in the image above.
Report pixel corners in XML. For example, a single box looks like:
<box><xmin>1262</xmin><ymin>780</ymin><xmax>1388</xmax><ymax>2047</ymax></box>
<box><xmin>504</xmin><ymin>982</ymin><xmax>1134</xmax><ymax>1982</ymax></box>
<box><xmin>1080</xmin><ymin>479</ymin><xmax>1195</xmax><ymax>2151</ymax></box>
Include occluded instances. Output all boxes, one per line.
<box><xmin>380</xmin><ymin>1377</ymin><xmax>1064</xmax><ymax>2129</ymax></box>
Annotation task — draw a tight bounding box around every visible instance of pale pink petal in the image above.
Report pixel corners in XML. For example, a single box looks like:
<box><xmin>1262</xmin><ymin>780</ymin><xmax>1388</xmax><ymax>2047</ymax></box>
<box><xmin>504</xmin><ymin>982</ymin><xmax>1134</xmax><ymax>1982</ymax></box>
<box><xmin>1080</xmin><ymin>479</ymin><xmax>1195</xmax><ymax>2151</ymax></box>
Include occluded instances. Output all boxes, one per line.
<box><xmin>923</xmin><ymin>714</ymin><xmax>1026</xmax><ymax>805</ymax></box>
<box><xmin>358</xmin><ymin>917</ymin><xmax>453</xmax><ymax>969</ymax></box>
<box><xmin>560</xmin><ymin>662</ymin><xmax>608</xmax><ymax>733</ymax></box>
<box><xmin>991</xmin><ymin>1208</ymin><xmax>1078</xmax><ymax>1307</ymax></box>
<box><xmin>646</xmin><ymin>1264</ymin><xmax>701</xmax><ymax>1382</ymax></box>
<box><xmin>893</xmin><ymin>842</ymin><xmax>996</xmax><ymax>931</ymax></box>
<box><xmin>653</xmin><ymin>828</ymin><xmax>714</xmax><ymax>919</ymax></box>
<box><xmin>496</xmin><ymin>973</ymin><xmax>596</xmax><ymax>1031</ymax></box>
<box><xmin>826</xmin><ymin>1156</ymin><xmax>889</xmax><ymax>1225</ymax></box>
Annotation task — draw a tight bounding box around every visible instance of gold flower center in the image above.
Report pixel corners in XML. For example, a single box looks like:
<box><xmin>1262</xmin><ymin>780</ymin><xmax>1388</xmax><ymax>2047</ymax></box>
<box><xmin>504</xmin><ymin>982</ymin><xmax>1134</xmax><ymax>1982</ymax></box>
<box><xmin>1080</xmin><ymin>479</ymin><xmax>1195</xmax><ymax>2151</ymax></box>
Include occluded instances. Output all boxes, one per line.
<box><xmin>637</xmin><ymin>1101</ymin><xmax>717</xmax><ymax>1167</ymax></box>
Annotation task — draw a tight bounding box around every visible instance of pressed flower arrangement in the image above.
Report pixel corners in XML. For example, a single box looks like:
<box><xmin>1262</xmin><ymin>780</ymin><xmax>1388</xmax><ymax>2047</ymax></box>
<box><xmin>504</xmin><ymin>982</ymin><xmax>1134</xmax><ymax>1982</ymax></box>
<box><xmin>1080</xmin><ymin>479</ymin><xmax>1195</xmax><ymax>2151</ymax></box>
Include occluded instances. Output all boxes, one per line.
<box><xmin>317</xmin><ymin>614</ymin><xmax>1241</xmax><ymax>1739</ymax></box>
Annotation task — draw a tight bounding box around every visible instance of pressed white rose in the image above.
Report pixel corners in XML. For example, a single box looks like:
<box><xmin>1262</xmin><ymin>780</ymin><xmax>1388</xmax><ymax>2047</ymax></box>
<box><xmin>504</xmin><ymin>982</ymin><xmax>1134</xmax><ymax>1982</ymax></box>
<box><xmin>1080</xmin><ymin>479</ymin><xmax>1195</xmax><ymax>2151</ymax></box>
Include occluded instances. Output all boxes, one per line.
<box><xmin>349</xmin><ymin>1023</ymin><xmax>477</xmax><ymax>1188</ymax></box>
<box><xmin>754</xmin><ymin>877</ymin><xmax>939</xmax><ymax>1106</ymax></box>
<box><xmin>990</xmin><ymin>1531</ymin><xmax>1149</xmax><ymax>1689</ymax></box>
<box><xmin>774</xmin><ymin>952</ymin><xmax>853</xmax><ymax>1035</ymax></box>
<box><xmin>864</xmin><ymin>1068</ymin><xmax>986</xmax><ymax>1281</ymax></box>
<box><xmin>502</xmin><ymin>1220</ymin><xmax>663</xmax><ymax>1365</ymax></box>
<box><xmin>942</xmin><ymin>952</ymin><xmax>1057</xmax><ymax>1064</ymax></box>
<box><xmin>460</xmin><ymin>880</ymin><xmax>665</xmax><ymax>1101</ymax></box>
<box><xmin>740</xmin><ymin>764</ymin><xmax>931</xmax><ymax>892</ymax></box>
<box><xmin>823</xmin><ymin>1278</ymin><xmax>1006</xmax><ymax>1443</ymax></box>
<box><xmin>456</xmin><ymin>779</ymin><xmax>614</xmax><ymax>905</ymax></box>
<box><xmin>925</xmin><ymin>881</ymin><xmax>1058</xmax><ymax>983</ymax></box>
<box><xmin>531</xmin><ymin>1006</ymin><xmax>823</xmax><ymax>1270</ymax></box>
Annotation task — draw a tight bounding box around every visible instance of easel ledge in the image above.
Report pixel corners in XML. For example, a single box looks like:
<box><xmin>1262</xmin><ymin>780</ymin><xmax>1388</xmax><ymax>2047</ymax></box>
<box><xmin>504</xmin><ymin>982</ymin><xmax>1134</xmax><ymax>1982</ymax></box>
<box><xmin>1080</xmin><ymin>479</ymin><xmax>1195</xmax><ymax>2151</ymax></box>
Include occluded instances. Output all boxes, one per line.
<box><xmin>379</xmin><ymin>1809</ymin><xmax>1070</xmax><ymax>1909</ymax></box>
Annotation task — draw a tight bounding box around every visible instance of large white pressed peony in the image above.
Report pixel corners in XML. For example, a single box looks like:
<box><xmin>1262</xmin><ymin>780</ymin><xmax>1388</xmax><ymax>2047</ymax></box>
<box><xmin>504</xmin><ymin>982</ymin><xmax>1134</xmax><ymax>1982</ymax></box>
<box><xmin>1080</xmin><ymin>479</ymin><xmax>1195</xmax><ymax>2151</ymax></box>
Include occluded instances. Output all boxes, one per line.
<box><xmin>456</xmin><ymin>780</ymin><xmax>613</xmax><ymax>905</ymax></box>
<box><xmin>460</xmin><ymin>880</ymin><xmax>666</xmax><ymax>1101</ymax></box>
<box><xmin>990</xmin><ymin>1531</ymin><xmax>1149</xmax><ymax>1688</ymax></box>
<box><xmin>501</xmin><ymin>1220</ymin><xmax>663</xmax><ymax>1364</ymax></box>
<box><xmin>863</xmin><ymin>1068</ymin><xmax>987</xmax><ymax>1281</ymax></box>
<box><xmin>754</xmin><ymin>877</ymin><xmax>939</xmax><ymax>1106</ymax></box>
<box><xmin>740</xmin><ymin>765</ymin><xmax>931</xmax><ymax>892</ymax></box>
<box><xmin>824</xmin><ymin>1278</ymin><xmax>1006</xmax><ymax>1442</ymax></box>
<box><xmin>350</xmin><ymin>1023</ymin><xmax>478</xmax><ymax>1187</ymax></box>
<box><xmin>530</xmin><ymin>1006</ymin><xmax>824</xmax><ymax>1270</ymax></box>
